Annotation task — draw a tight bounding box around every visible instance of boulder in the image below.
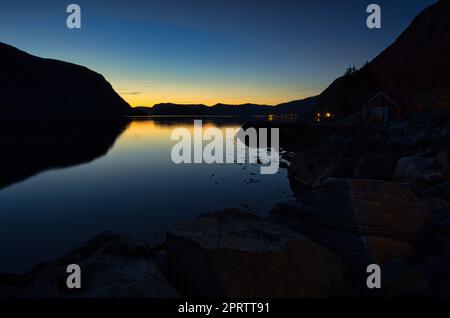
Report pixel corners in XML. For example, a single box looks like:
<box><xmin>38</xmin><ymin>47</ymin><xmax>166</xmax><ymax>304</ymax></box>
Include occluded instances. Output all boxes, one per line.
<box><xmin>392</xmin><ymin>155</ymin><xmax>446</xmax><ymax>193</ymax></box>
<box><xmin>394</xmin><ymin>155</ymin><xmax>436</xmax><ymax>182</ymax></box>
<box><xmin>354</xmin><ymin>153</ymin><xmax>399</xmax><ymax>181</ymax></box>
<box><xmin>288</xmin><ymin>150</ymin><xmax>354</xmax><ymax>193</ymax></box>
<box><xmin>354</xmin><ymin>134</ymin><xmax>386</xmax><ymax>155</ymax></box>
<box><xmin>288</xmin><ymin>150</ymin><xmax>335</xmax><ymax>192</ymax></box>
<box><xmin>324</xmin><ymin>135</ymin><xmax>354</xmax><ymax>155</ymax></box>
<box><xmin>2</xmin><ymin>232</ymin><xmax>180</xmax><ymax>298</ymax></box>
<box><xmin>270</xmin><ymin>179</ymin><xmax>433</xmax><ymax>293</ymax></box>
<box><xmin>166</xmin><ymin>209</ymin><xmax>344</xmax><ymax>298</ymax></box>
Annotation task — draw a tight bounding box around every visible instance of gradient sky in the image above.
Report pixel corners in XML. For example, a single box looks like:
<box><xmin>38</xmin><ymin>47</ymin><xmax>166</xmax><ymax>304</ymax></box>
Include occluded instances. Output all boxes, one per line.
<box><xmin>0</xmin><ymin>0</ymin><xmax>436</xmax><ymax>106</ymax></box>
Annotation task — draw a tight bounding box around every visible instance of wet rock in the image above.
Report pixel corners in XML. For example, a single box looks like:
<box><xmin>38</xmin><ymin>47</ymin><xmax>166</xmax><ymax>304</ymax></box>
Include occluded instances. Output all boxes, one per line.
<box><xmin>393</xmin><ymin>153</ymin><xmax>450</xmax><ymax>195</ymax></box>
<box><xmin>354</xmin><ymin>153</ymin><xmax>399</xmax><ymax>181</ymax></box>
<box><xmin>394</xmin><ymin>155</ymin><xmax>436</xmax><ymax>182</ymax></box>
<box><xmin>166</xmin><ymin>209</ymin><xmax>343</xmax><ymax>298</ymax></box>
<box><xmin>288</xmin><ymin>150</ymin><xmax>335</xmax><ymax>192</ymax></box>
<box><xmin>288</xmin><ymin>150</ymin><xmax>354</xmax><ymax>194</ymax></box>
<box><xmin>2</xmin><ymin>232</ymin><xmax>180</xmax><ymax>298</ymax></box>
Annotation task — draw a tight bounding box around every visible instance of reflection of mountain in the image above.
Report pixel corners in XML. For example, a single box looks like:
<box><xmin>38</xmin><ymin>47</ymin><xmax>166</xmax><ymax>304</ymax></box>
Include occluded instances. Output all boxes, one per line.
<box><xmin>0</xmin><ymin>119</ymin><xmax>130</xmax><ymax>190</ymax></box>
<box><xmin>0</xmin><ymin>42</ymin><xmax>133</xmax><ymax>116</ymax></box>
<box><xmin>139</xmin><ymin>117</ymin><xmax>245</xmax><ymax>129</ymax></box>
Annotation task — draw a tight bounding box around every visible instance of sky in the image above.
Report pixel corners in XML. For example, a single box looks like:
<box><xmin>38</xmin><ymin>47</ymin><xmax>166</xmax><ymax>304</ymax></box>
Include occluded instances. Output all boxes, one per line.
<box><xmin>0</xmin><ymin>0</ymin><xmax>437</xmax><ymax>106</ymax></box>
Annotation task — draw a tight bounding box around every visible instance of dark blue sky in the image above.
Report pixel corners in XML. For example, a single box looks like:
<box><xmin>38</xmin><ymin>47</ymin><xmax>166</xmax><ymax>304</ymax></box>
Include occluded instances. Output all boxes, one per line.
<box><xmin>0</xmin><ymin>0</ymin><xmax>436</xmax><ymax>105</ymax></box>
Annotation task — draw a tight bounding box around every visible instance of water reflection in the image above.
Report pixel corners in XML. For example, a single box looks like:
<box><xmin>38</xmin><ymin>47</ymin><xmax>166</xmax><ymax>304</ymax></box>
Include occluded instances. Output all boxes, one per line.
<box><xmin>0</xmin><ymin>118</ymin><xmax>130</xmax><ymax>190</ymax></box>
<box><xmin>0</xmin><ymin>118</ymin><xmax>292</xmax><ymax>274</ymax></box>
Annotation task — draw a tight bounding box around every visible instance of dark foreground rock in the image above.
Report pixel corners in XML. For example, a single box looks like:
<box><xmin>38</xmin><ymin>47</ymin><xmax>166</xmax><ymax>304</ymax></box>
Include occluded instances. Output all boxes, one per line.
<box><xmin>354</xmin><ymin>153</ymin><xmax>399</xmax><ymax>181</ymax></box>
<box><xmin>0</xmin><ymin>232</ymin><xmax>179</xmax><ymax>298</ymax></box>
<box><xmin>288</xmin><ymin>150</ymin><xmax>335</xmax><ymax>192</ymax></box>
<box><xmin>270</xmin><ymin>178</ymin><xmax>434</xmax><ymax>295</ymax></box>
<box><xmin>166</xmin><ymin>209</ymin><xmax>344</xmax><ymax>298</ymax></box>
<box><xmin>394</xmin><ymin>155</ymin><xmax>436</xmax><ymax>182</ymax></box>
<box><xmin>287</xmin><ymin>150</ymin><xmax>356</xmax><ymax>193</ymax></box>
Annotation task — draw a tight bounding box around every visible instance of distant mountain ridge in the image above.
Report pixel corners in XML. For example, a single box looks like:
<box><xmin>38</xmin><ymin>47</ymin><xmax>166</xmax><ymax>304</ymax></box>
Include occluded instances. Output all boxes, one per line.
<box><xmin>0</xmin><ymin>41</ymin><xmax>316</xmax><ymax>118</ymax></box>
<box><xmin>0</xmin><ymin>42</ymin><xmax>133</xmax><ymax>116</ymax></box>
<box><xmin>315</xmin><ymin>0</ymin><xmax>450</xmax><ymax>116</ymax></box>
<box><xmin>136</xmin><ymin>96</ymin><xmax>317</xmax><ymax>117</ymax></box>
<box><xmin>144</xmin><ymin>1</ymin><xmax>450</xmax><ymax>119</ymax></box>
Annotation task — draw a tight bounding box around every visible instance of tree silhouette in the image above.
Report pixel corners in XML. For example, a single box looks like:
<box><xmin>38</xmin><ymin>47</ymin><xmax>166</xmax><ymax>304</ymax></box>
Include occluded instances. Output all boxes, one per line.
<box><xmin>344</xmin><ymin>65</ymin><xmax>358</xmax><ymax>76</ymax></box>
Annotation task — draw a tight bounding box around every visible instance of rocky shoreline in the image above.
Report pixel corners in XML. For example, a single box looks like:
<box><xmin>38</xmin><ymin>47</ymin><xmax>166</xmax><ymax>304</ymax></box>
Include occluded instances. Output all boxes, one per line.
<box><xmin>1</xmin><ymin>110</ymin><xmax>449</xmax><ymax>298</ymax></box>
<box><xmin>0</xmin><ymin>198</ymin><xmax>447</xmax><ymax>298</ymax></box>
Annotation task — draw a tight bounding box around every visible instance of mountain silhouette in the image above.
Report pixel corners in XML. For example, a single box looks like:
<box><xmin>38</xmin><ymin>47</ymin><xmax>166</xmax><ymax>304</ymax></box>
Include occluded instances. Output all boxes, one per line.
<box><xmin>136</xmin><ymin>97</ymin><xmax>317</xmax><ymax>117</ymax></box>
<box><xmin>0</xmin><ymin>42</ymin><xmax>133</xmax><ymax>116</ymax></box>
<box><xmin>274</xmin><ymin>96</ymin><xmax>317</xmax><ymax>115</ymax></box>
<box><xmin>315</xmin><ymin>0</ymin><xmax>450</xmax><ymax>116</ymax></box>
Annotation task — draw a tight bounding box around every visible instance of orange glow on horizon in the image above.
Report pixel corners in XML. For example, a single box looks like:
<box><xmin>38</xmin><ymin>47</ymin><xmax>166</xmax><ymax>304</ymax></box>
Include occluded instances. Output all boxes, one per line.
<box><xmin>117</xmin><ymin>90</ymin><xmax>317</xmax><ymax>107</ymax></box>
<box><xmin>110</xmin><ymin>73</ymin><xmax>320</xmax><ymax>107</ymax></box>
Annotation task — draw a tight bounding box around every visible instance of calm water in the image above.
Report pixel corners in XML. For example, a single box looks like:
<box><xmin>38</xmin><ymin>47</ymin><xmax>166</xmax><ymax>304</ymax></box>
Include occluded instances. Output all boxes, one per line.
<box><xmin>0</xmin><ymin>118</ymin><xmax>293</xmax><ymax>273</ymax></box>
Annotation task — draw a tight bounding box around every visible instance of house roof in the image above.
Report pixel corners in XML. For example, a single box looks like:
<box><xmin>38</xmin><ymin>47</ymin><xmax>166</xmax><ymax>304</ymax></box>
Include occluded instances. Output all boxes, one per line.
<box><xmin>363</xmin><ymin>91</ymin><xmax>399</xmax><ymax>108</ymax></box>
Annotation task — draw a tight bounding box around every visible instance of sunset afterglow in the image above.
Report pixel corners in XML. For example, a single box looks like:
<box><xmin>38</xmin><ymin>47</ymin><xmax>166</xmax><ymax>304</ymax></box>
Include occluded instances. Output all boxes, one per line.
<box><xmin>0</xmin><ymin>0</ymin><xmax>435</xmax><ymax>107</ymax></box>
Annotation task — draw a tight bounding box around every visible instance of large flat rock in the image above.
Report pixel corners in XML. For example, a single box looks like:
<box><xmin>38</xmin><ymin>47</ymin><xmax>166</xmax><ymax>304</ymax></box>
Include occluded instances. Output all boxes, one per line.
<box><xmin>166</xmin><ymin>209</ymin><xmax>343</xmax><ymax>298</ymax></box>
<box><xmin>273</xmin><ymin>178</ymin><xmax>430</xmax><ymax>243</ymax></box>
<box><xmin>270</xmin><ymin>178</ymin><xmax>433</xmax><ymax>294</ymax></box>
